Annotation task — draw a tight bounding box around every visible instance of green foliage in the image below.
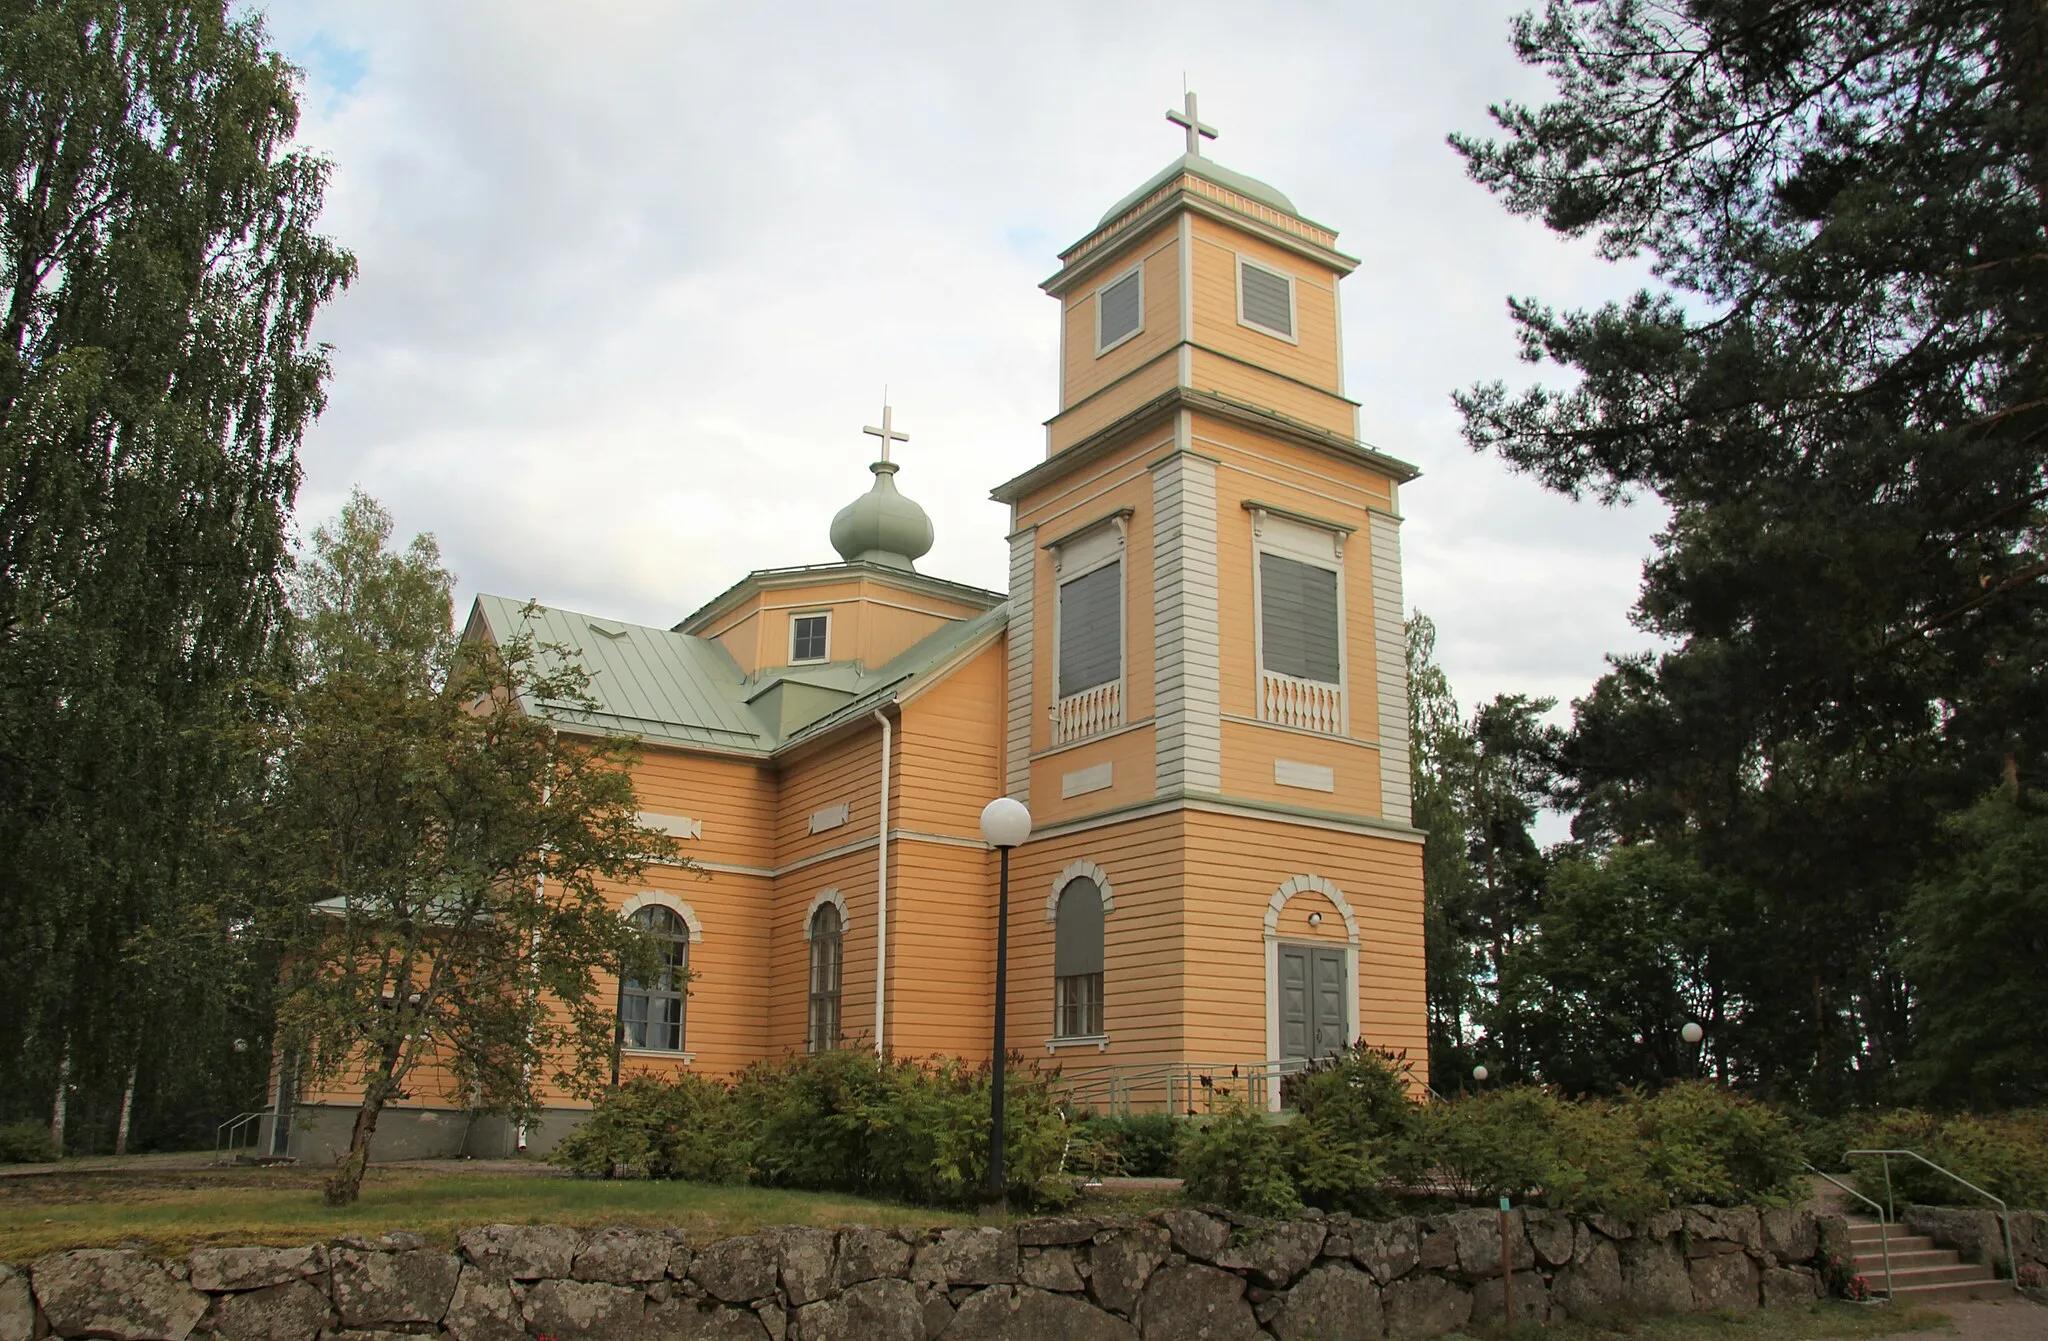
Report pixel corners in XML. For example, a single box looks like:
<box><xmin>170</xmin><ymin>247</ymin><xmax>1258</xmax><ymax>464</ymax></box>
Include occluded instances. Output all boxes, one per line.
<box><xmin>551</xmin><ymin>1075</ymin><xmax>749</xmax><ymax>1183</ymax></box>
<box><xmin>270</xmin><ymin>494</ymin><xmax>678</xmax><ymax>1205</ymax></box>
<box><xmin>1174</xmin><ymin>1102</ymin><xmax>1300</xmax><ymax>1217</ymax></box>
<box><xmin>1851</xmin><ymin>1110</ymin><xmax>2048</xmax><ymax>1211</ymax></box>
<box><xmin>0</xmin><ymin>0</ymin><xmax>353</xmax><ymax>1151</ymax></box>
<box><xmin>1280</xmin><ymin>1045</ymin><xmax>1419</xmax><ymax>1215</ymax></box>
<box><xmin>1421</xmin><ymin>1086</ymin><xmax>1569</xmax><ymax>1205</ymax></box>
<box><xmin>1632</xmin><ymin>1082</ymin><xmax>1802</xmax><ymax>1208</ymax></box>
<box><xmin>1901</xmin><ymin>789</ymin><xmax>2048</xmax><ymax>1107</ymax></box>
<box><xmin>556</xmin><ymin>1052</ymin><xmax>1078</xmax><ymax>1210</ymax></box>
<box><xmin>1456</xmin><ymin>0</ymin><xmax>2048</xmax><ymax>1108</ymax></box>
<box><xmin>0</xmin><ymin>1122</ymin><xmax>57</xmax><ymax>1164</ymax></box>
<box><xmin>1076</xmin><ymin>1113</ymin><xmax>1181</xmax><ymax>1178</ymax></box>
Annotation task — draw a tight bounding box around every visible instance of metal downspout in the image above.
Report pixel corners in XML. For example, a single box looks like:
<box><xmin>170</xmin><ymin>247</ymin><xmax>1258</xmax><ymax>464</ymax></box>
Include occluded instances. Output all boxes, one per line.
<box><xmin>872</xmin><ymin>709</ymin><xmax>892</xmax><ymax>1054</ymax></box>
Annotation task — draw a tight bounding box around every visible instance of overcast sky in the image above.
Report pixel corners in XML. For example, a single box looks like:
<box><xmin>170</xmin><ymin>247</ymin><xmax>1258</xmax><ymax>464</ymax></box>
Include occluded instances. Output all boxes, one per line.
<box><xmin>260</xmin><ymin>0</ymin><xmax>1667</xmax><ymax>723</ymax></box>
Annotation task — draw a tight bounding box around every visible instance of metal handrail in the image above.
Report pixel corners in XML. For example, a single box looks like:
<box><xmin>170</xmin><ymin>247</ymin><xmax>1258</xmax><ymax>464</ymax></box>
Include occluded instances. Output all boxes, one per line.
<box><xmin>213</xmin><ymin>1110</ymin><xmax>267</xmax><ymax>1165</ymax></box>
<box><xmin>1847</xmin><ymin>1148</ymin><xmax>2018</xmax><ymax>1283</ymax></box>
<box><xmin>1056</xmin><ymin>1057</ymin><xmax>1319</xmax><ymax>1116</ymax></box>
<box><xmin>1804</xmin><ymin>1162</ymin><xmax>1893</xmax><ymax>1300</ymax></box>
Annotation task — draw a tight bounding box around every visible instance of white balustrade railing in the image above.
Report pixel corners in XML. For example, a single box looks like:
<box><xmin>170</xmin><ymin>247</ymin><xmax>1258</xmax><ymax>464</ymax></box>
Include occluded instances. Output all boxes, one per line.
<box><xmin>1260</xmin><ymin>671</ymin><xmax>1343</xmax><ymax>734</ymax></box>
<box><xmin>1052</xmin><ymin>680</ymin><xmax>1123</xmax><ymax>745</ymax></box>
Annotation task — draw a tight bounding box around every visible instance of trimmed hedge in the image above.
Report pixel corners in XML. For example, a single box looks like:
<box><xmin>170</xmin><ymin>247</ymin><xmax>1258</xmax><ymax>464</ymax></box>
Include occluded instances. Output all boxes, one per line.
<box><xmin>0</xmin><ymin>1121</ymin><xmax>56</xmax><ymax>1164</ymax></box>
<box><xmin>1849</xmin><ymin>1109</ymin><xmax>2048</xmax><ymax>1210</ymax></box>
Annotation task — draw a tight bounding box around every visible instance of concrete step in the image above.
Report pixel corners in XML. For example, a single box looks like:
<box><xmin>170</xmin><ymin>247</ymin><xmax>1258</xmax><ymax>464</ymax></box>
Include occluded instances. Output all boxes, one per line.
<box><xmin>1863</xmin><ymin>1262</ymin><xmax>1996</xmax><ymax>1288</ymax></box>
<box><xmin>1848</xmin><ymin>1231</ymin><xmax>1934</xmax><ymax>1252</ymax></box>
<box><xmin>1853</xmin><ymin>1248</ymin><xmax>1963</xmax><ymax>1271</ymax></box>
<box><xmin>1889</xmin><ymin>1277</ymin><xmax>2017</xmax><ymax>1303</ymax></box>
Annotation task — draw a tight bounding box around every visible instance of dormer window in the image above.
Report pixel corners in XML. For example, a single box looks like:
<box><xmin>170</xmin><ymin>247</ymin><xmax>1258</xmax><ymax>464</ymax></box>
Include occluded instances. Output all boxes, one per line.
<box><xmin>790</xmin><ymin>612</ymin><xmax>829</xmax><ymax>663</ymax></box>
<box><xmin>1237</xmin><ymin>257</ymin><xmax>1296</xmax><ymax>342</ymax></box>
<box><xmin>1094</xmin><ymin>264</ymin><xmax>1143</xmax><ymax>355</ymax></box>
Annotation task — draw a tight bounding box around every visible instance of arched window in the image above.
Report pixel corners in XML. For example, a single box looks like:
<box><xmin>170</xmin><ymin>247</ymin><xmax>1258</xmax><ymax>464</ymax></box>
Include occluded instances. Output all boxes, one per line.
<box><xmin>808</xmin><ymin>902</ymin><xmax>843</xmax><ymax>1053</ymax></box>
<box><xmin>621</xmin><ymin>905</ymin><xmax>688</xmax><ymax>1052</ymax></box>
<box><xmin>1054</xmin><ymin>877</ymin><xmax>1105</xmax><ymax>1038</ymax></box>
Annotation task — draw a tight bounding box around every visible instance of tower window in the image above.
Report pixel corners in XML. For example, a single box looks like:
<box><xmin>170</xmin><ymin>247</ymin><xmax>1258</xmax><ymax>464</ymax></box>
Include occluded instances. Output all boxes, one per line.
<box><xmin>1259</xmin><ymin>551</ymin><xmax>1341</xmax><ymax>684</ymax></box>
<box><xmin>1238</xmin><ymin>258</ymin><xmax>1296</xmax><ymax>341</ymax></box>
<box><xmin>1057</xmin><ymin>560</ymin><xmax>1122</xmax><ymax>697</ymax></box>
<box><xmin>790</xmin><ymin>613</ymin><xmax>829</xmax><ymax>662</ymax></box>
<box><xmin>1053</xmin><ymin>877</ymin><xmax>1106</xmax><ymax>1039</ymax></box>
<box><xmin>1095</xmin><ymin>265</ymin><xmax>1143</xmax><ymax>354</ymax></box>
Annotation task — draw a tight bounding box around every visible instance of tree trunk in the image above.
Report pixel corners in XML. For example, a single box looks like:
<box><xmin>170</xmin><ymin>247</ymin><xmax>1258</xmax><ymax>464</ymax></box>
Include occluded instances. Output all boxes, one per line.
<box><xmin>325</xmin><ymin>1046</ymin><xmax>402</xmax><ymax>1206</ymax></box>
<box><xmin>114</xmin><ymin>1060</ymin><xmax>137</xmax><ymax>1156</ymax></box>
<box><xmin>49</xmin><ymin>1042</ymin><xmax>68</xmax><ymax>1158</ymax></box>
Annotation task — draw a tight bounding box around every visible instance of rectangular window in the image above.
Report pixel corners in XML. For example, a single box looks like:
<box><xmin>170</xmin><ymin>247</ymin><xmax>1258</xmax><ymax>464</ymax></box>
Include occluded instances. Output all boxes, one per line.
<box><xmin>1057</xmin><ymin>560</ymin><xmax>1122</xmax><ymax>697</ymax></box>
<box><xmin>1095</xmin><ymin>266</ymin><xmax>1143</xmax><ymax>354</ymax></box>
<box><xmin>790</xmin><ymin>613</ymin><xmax>829</xmax><ymax>662</ymax></box>
<box><xmin>1238</xmin><ymin>258</ymin><xmax>1295</xmax><ymax>340</ymax></box>
<box><xmin>1056</xmin><ymin>972</ymin><xmax>1104</xmax><ymax>1039</ymax></box>
<box><xmin>1259</xmin><ymin>551</ymin><xmax>1340</xmax><ymax>684</ymax></box>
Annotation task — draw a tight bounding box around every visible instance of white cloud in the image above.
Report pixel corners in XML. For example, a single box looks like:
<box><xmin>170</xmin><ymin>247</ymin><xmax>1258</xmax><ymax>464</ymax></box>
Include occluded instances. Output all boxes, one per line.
<box><xmin>264</xmin><ymin>0</ymin><xmax>1669</xmax><ymax>719</ymax></box>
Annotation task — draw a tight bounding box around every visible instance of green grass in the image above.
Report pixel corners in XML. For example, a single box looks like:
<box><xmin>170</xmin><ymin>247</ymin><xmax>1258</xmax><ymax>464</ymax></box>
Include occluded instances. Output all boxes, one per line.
<box><xmin>1448</xmin><ymin>1302</ymin><xmax>1951</xmax><ymax>1340</ymax></box>
<box><xmin>0</xmin><ymin>1163</ymin><xmax>971</xmax><ymax>1262</ymax></box>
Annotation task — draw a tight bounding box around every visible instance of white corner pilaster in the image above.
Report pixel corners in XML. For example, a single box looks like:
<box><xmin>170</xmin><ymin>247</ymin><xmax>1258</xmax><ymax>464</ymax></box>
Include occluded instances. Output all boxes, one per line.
<box><xmin>1369</xmin><ymin>508</ymin><xmax>1411</xmax><ymax>825</ymax></box>
<box><xmin>1153</xmin><ymin>419</ymin><xmax>1221</xmax><ymax>796</ymax></box>
<box><xmin>1005</xmin><ymin>524</ymin><xmax>1037</xmax><ymax>803</ymax></box>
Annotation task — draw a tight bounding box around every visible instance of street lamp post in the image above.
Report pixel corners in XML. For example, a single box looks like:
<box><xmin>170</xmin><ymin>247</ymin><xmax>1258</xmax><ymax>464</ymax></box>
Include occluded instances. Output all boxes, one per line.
<box><xmin>979</xmin><ymin>797</ymin><xmax>1032</xmax><ymax>1202</ymax></box>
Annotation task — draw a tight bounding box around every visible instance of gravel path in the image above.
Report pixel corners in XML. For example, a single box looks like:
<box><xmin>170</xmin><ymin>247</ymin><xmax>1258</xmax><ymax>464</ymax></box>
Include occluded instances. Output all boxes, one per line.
<box><xmin>1884</xmin><ymin>1298</ymin><xmax>2048</xmax><ymax>1339</ymax></box>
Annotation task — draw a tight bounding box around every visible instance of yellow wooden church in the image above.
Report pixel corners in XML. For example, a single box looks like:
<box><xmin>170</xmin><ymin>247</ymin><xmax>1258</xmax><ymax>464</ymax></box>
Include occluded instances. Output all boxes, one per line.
<box><xmin>280</xmin><ymin>98</ymin><xmax>1427</xmax><ymax>1160</ymax></box>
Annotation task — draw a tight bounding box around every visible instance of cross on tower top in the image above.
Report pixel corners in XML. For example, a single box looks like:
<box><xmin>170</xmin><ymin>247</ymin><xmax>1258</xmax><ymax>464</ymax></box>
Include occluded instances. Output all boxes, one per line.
<box><xmin>863</xmin><ymin>398</ymin><xmax>909</xmax><ymax>465</ymax></box>
<box><xmin>1167</xmin><ymin>91</ymin><xmax>1218</xmax><ymax>158</ymax></box>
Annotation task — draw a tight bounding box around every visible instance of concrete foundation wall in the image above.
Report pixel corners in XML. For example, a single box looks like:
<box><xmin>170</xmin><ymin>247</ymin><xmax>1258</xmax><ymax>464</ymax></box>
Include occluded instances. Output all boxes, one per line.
<box><xmin>273</xmin><ymin>1104</ymin><xmax>591</xmax><ymax>1164</ymax></box>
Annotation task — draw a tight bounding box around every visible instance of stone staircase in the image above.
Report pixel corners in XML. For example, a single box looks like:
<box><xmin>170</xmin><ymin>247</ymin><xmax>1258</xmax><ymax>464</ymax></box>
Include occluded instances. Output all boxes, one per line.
<box><xmin>1848</xmin><ymin>1216</ymin><xmax>2014</xmax><ymax>1302</ymax></box>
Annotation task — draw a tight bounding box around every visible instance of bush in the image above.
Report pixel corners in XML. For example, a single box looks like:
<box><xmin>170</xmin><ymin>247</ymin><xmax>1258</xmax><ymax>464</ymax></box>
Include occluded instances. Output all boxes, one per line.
<box><xmin>1628</xmin><ymin>1082</ymin><xmax>1802</xmax><ymax>1207</ymax></box>
<box><xmin>0</xmin><ymin>1121</ymin><xmax>56</xmax><ymax>1164</ymax></box>
<box><xmin>557</xmin><ymin>1051</ymin><xmax>1078</xmax><ymax>1209</ymax></box>
<box><xmin>1783</xmin><ymin>1107</ymin><xmax>1875</xmax><ymax>1172</ymax></box>
<box><xmin>1418</xmin><ymin>1086</ymin><xmax>1570</xmax><ymax>1205</ymax></box>
<box><xmin>552</xmin><ymin>1073</ymin><xmax>749</xmax><ymax>1182</ymax></box>
<box><xmin>1852</xmin><ymin>1109</ymin><xmax>2048</xmax><ymax>1210</ymax></box>
<box><xmin>1175</xmin><ymin>1101</ymin><xmax>1299</xmax><ymax>1216</ymax></box>
<box><xmin>1077</xmin><ymin>1113</ymin><xmax>1181</xmax><ymax>1177</ymax></box>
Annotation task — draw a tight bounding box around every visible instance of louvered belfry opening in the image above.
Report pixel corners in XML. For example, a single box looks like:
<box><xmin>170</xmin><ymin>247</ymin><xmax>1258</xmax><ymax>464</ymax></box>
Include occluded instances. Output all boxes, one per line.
<box><xmin>1240</xmin><ymin>259</ymin><xmax>1293</xmax><ymax>337</ymax></box>
<box><xmin>1097</xmin><ymin>268</ymin><xmax>1142</xmax><ymax>349</ymax></box>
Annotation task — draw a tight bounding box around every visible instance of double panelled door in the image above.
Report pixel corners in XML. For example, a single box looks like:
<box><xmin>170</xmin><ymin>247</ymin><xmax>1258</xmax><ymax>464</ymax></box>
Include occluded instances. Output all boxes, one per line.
<box><xmin>1278</xmin><ymin>943</ymin><xmax>1347</xmax><ymax>1062</ymax></box>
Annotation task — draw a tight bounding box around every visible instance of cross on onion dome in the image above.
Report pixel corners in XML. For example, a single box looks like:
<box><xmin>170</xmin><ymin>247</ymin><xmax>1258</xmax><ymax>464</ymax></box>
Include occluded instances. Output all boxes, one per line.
<box><xmin>863</xmin><ymin>398</ymin><xmax>908</xmax><ymax>465</ymax></box>
<box><xmin>1167</xmin><ymin>90</ymin><xmax>1218</xmax><ymax>158</ymax></box>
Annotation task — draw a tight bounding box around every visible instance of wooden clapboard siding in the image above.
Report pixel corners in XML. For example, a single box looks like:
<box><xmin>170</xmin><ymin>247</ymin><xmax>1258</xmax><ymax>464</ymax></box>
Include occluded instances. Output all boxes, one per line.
<box><xmin>898</xmin><ymin>642</ymin><xmax>1005</xmax><ymax>837</ymax></box>
<box><xmin>697</xmin><ymin>575</ymin><xmax>985</xmax><ymax>675</ymax></box>
<box><xmin>1180</xmin><ymin>812</ymin><xmax>1428</xmax><ymax>1077</ymax></box>
<box><xmin>1185</xmin><ymin>348</ymin><xmax>1355</xmax><ymax>438</ymax></box>
<box><xmin>1000</xmin><ymin>812</ymin><xmax>1188</xmax><ymax>1068</ymax></box>
<box><xmin>608</xmin><ymin>864</ymin><xmax>776</xmax><ymax>1081</ymax></box>
<box><xmin>1187</xmin><ymin>217</ymin><xmax>1343</xmax><ymax>393</ymax></box>
<box><xmin>1060</xmin><ymin>223</ymin><xmax>1181</xmax><ymax>410</ymax></box>
<box><xmin>774</xmin><ymin>722</ymin><xmax>882</xmax><ymax>866</ymax></box>
<box><xmin>885</xmin><ymin>841</ymin><xmax>994</xmax><ymax>1058</ymax></box>
<box><xmin>1218</xmin><ymin>718</ymin><xmax>1383</xmax><ymax>817</ymax></box>
<box><xmin>1153</xmin><ymin>447</ymin><xmax>1223</xmax><ymax>797</ymax></box>
<box><xmin>1029</xmin><ymin>724</ymin><xmax>1158</xmax><ymax>826</ymax></box>
<box><xmin>630</xmin><ymin>745</ymin><xmax>777</xmax><ymax>870</ymax></box>
<box><xmin>1048</xmin><ymin>354</ymin><xmax>1178</xmax><ymax>455</ymax></box>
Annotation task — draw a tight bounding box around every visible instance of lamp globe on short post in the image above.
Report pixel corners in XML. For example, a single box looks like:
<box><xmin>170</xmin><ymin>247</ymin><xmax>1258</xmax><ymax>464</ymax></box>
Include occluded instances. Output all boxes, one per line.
<box><xmin>1472</xmin><ymin>1064</ymin><xmax>1489</xmax><ymax>1083</ymax></box>
<box><xmin>1681</xmin><ymin>1020</ymin><xmax>1705</xmax><ymax>1079</ymax></box>
<box><xmin>978</xmin><ymin>797</ymin><xmax>1032</xmax><ymax>1204</ymax></box>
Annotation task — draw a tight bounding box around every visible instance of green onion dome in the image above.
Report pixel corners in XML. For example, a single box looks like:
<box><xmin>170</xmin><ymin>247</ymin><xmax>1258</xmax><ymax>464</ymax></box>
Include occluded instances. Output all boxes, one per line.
<box><xmin>829</xmin><ymin>460</ymin><xmax>934</xmax><ymax>572</ymax></box>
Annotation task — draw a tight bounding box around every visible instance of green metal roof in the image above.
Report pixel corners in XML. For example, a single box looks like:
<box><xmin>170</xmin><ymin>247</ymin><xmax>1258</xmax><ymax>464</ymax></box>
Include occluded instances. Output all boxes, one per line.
<box><xmin>1099</xmin><ymin>153</ymin><xmax>1299</xmax><ymax>228</ymax></box>
<box><xmin>465</xmin><ymin>593</ymin><xmax>1007</xmax><ymax>755</ymax></box>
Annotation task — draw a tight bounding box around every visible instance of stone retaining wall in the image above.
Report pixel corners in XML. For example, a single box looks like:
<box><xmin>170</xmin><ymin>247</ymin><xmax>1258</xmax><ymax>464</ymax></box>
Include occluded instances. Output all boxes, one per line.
<box><xmin>1901</xmin><ymin>1204</ymin><xmax>2048</xmax><ymax>1273</ymax></box>
<box><xmin>0</xmin><ymin>1205</ymin><xmax>1841</xmax><ymax>1341</ymax></box>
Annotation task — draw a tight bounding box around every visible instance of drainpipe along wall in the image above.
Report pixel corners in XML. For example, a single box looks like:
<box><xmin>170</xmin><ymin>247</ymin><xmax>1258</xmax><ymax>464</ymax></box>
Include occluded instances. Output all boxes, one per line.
<box><xmin>871</xmin><ymin>709</ymin><xmax>892</xmax><ymax>1054</ymax></box>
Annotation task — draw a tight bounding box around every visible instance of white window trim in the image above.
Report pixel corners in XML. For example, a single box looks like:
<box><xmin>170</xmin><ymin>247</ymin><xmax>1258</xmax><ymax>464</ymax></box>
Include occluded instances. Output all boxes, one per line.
<box><xmin>1044</xmin><ymin>860</ymin><xmax>1116</xmax><ymax>921</ymax></box>
<box><xmin>1261</xmin><ymin>875</ymin><xmax>1360</xmax><ymax>1111</ymax></box>
<box><xmin>1249</xmin><ymin>507</ymin><xmax>1348</xmax><ymax>735</ymax></box>
<box><xmin>1093</xmin><ymin>262</ymin><xmax>1145</xmax><ymax>357</ymax></box>
<box><xmin>1236</xmin><ymin>254</ymin><xmax>1299</xmax><ymax>345</ymax></box>
<box><xmin>1048</xmin><ymin>515</ymin><xmax>1130</xmax><ymax>733</ymax></box>
<box><xmin>620</xmin><ymin>891</ymin><xmax>703</xmax><ymax>943</ymax></box>
<box><xmin>789</xmin><ymin>610</ymin><xmax>831</xmax><ymax>664</ymax></box>
<box><xmin>804</xmin><ymin>887</ymin><xmax>851</xmax><ymax>937</ymax></box>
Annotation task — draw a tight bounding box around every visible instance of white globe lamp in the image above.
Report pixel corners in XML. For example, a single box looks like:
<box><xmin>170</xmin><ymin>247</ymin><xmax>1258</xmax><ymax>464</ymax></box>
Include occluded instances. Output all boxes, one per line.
<box><xmin>979</xmin><ymin>797</ymin><xmax>1032</xmax><ymax>849</ymax></box>
<box><xmin>1472</xmin><ymin>1064</ymin><xmax>1489</xmax><ymax>1083</ymax></box>
<box><xmin>1682</xmin><ymin>1022</ymin><xmax>1705</xmax><ymax>1045</ymax></box>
